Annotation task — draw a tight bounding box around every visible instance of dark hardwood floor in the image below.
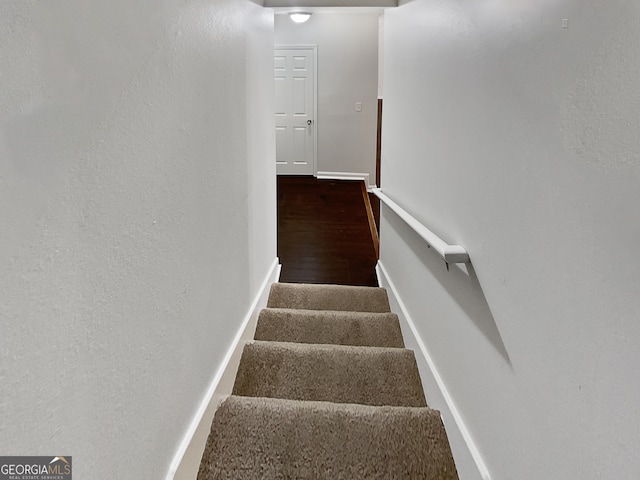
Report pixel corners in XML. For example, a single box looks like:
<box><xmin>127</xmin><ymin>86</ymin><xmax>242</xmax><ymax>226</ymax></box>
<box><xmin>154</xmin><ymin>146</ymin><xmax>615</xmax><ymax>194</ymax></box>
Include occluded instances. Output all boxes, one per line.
<box><xmin>278</xmin><ymin>176</ymin><xmax>379</xmax><ymax>287</ymax></box>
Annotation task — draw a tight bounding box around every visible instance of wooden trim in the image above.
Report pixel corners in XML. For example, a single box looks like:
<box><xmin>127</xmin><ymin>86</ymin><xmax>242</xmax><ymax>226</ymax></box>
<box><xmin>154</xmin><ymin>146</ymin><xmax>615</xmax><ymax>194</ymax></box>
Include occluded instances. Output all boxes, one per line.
<box><xmin>361</xmin><ymin>181</ymin><xmax>380</xmax><ymax>259</ymax></box>
<box><xmin>376</xmin><ymin>98</ymin><xmax>383</xmax><ymax>187</ymax></box>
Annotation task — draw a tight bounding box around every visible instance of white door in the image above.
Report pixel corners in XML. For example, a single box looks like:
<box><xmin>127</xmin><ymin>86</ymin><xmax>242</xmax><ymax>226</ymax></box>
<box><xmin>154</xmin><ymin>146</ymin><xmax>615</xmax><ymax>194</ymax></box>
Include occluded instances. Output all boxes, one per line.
<box><xmin>274</xmin><ymin>47</ymin><xmax>316</xmax><ymax>175</ymax></box>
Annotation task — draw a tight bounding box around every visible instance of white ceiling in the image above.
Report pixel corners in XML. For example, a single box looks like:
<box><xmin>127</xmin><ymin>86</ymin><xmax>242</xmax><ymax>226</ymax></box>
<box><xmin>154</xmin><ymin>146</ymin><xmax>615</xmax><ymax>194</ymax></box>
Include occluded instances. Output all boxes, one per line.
<box><xmin>265</xmin><ymin>0</ymin><xmax>397</xmax><ymax>9</ymax></box>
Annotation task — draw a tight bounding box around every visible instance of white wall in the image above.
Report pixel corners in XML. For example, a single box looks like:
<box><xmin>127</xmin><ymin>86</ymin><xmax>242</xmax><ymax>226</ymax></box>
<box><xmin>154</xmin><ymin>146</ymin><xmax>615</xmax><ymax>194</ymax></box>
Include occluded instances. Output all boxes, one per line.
<box><xmin>381</xmin><ymin>1</ymin><xmax>640</xmax><ymax>479</ymax></box>
<box><xmin>0</xmin><ymin>1</ymin><xmax>276</xmax><ymax>479</ymax></box>
<box><xmin>275</xmin><ymin>12</ymin><xmax>379</xmax><ymax>184</ymax></box>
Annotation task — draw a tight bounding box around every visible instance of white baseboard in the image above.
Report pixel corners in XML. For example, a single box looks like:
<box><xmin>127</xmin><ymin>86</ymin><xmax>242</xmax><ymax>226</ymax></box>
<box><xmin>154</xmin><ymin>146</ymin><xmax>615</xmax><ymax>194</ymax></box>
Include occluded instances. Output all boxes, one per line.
<box><xmin>376</xmin><ymin>261</ymin><xmax>491</xmax><ymax>480</ymax></box>
<box><xmin>166</xmin><ymin>258</ymin><xmax>281</xmax><ymax>480</ymax></box>
<box><xmin>316</xmin><ymin>171</ymin><xmax>376</xmax><ymax>190</ymax></box>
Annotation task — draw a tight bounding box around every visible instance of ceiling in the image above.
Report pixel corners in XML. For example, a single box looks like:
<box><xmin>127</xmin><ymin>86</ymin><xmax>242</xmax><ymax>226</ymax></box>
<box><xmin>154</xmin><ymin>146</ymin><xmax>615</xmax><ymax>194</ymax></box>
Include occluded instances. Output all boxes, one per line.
<box><xmin>265</xmin><ymin>0</ymin><xmax>397</xmax><ymax>8</ymax></box>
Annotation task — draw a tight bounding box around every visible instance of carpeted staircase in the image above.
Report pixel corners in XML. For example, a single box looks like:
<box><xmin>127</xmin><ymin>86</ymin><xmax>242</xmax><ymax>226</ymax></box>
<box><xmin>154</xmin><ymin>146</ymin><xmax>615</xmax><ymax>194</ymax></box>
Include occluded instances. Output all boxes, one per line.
<box><xmin>197</xmin><ymin>282</ymin><xmax>459</xmax><ymax>479</ymax></box>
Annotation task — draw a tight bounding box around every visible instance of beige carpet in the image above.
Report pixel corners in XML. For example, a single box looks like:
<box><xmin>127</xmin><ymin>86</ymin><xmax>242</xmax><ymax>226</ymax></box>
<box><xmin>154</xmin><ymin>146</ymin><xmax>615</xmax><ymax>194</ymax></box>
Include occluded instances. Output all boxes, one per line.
<box><xmin>255</xmin><ymin>308</ymin><xmax>405</xmax><ymax>348</ymax></box>
<box><xmin>267</xmin><ymin>283</ymin><xmax>391</xmax><ymax>312</ymax></box>
<box><xmin>198</xmin><ymin>282</ymin><xmax>459</xmax><ymax>479</ymax></box>
<box><xmin>233</xmin><ymin>341</ymin><xmax>426</xmax><ymax>407</ymax></box>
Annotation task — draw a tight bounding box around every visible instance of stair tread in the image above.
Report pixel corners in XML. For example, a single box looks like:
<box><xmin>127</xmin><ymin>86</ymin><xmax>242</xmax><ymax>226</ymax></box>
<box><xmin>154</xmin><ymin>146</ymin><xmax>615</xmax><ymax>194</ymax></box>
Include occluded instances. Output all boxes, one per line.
<box><xmin>255</xmin><ymin>308</ymin><xmax>405</xmax><ymax>348</ymax></box>
<box><xmin>233</xmin><ymin>341</ymin><xmax>426</xmax><ymax>407</ymax></box>
<box><xmin>267</xmin><ymin>282</ymin><xmax>391</xmax><ymax>313</ymax></box>
<box><xmin>198</xmin><ymin>395</ymin><xmax>458</xmax><ymax>480</ymax></box>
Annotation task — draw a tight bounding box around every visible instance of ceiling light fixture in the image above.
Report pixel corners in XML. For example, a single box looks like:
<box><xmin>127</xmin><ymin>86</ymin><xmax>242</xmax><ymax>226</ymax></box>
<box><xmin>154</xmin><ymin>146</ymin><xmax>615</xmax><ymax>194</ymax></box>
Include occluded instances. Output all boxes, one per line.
<box><xmin>289</xmin><ymin>12</ymin><xmax>312</xmax><ymax>23</ymax></box>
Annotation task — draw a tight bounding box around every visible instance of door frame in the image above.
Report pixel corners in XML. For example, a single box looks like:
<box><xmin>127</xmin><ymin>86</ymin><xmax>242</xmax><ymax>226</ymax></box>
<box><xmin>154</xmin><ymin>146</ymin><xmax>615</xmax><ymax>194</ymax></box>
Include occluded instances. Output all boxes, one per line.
<box><xmin>275</xmin><ymin>44</ymin><xmax>318</xmax><ymax>176</ymax></box>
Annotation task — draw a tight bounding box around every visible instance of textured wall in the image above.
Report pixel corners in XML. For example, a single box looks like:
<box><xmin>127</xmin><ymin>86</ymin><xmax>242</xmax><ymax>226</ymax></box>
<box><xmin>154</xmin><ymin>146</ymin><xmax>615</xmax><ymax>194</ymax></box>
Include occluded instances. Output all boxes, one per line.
<box><xmin>275</xmin><ymin>12</ymin><xmax>379</xmax><ymax>183</ymax></box>
<box><xmin>381</xmin><ymin>0</ymin><xmax>640</xmax><ymax>478</ymax></box>
<box><xmin>0</xmin><ymin>1</ymin><xmax>275</xmax><ymax>478</ymax></box>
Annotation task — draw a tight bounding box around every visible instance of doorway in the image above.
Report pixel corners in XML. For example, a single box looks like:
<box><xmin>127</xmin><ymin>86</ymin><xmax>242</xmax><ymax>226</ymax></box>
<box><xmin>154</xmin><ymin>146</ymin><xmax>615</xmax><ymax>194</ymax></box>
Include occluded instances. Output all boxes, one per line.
<box><xmin>274</xmin><ymin>46</ymin><xmax>317</xmax><ymax>176</ymax></box>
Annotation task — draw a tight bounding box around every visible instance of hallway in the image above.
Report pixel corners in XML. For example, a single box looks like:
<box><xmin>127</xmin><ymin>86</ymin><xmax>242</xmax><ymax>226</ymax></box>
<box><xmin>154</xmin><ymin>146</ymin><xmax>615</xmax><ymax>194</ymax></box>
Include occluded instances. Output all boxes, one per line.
<box><xmin>3</xmin><ymin>1</ymin><xmax>640</xmax><ymax>479</ymax></box>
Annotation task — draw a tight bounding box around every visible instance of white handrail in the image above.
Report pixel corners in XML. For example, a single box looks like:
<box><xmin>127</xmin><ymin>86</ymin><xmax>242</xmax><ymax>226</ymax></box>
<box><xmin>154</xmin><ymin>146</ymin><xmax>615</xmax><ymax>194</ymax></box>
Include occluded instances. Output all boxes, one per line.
<box><xmin>371</xmin><ymin>188</ymin><xmax>469</xmax><ymax>264</ymax></box>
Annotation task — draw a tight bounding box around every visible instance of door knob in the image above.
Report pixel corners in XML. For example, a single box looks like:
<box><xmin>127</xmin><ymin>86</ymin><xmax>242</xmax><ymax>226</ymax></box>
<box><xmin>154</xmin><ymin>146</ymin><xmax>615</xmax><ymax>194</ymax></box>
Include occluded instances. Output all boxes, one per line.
<box><xmin>307</xmin><ymin>120</ymin><xmax>313</xmax><ymax>125</ymax></box>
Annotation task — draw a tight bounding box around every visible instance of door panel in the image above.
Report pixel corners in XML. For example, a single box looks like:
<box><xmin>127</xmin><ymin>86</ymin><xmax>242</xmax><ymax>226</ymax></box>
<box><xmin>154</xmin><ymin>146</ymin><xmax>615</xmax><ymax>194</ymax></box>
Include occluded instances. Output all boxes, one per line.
<box><xmin>292</xmin><ymin>78</ymin><xmax>308</xmax><ymax>115</ymax></box>
<box><xmin>293</xmin><ymin>126</ymin><xmax>308</xmax><ymax>164</ymax></box>
<box><xmin>274</xmin><ymin>77</ymin><xmax>288</xmax><ymax>115</ymax></box>
<box><xmin>274</xmin><ymin>48</ymin><xmax>316</xmax><ymax>175</ymax></box>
